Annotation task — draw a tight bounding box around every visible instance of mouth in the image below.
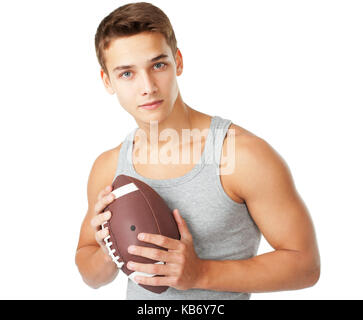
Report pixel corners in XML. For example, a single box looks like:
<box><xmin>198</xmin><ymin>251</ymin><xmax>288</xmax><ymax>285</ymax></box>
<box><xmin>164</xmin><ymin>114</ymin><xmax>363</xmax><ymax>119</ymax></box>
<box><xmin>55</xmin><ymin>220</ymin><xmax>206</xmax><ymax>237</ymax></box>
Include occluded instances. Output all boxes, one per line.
<box><xmin>139</xmin><ymin>100</ymin><xmax>164</xmax><ymax>110</ymax></box>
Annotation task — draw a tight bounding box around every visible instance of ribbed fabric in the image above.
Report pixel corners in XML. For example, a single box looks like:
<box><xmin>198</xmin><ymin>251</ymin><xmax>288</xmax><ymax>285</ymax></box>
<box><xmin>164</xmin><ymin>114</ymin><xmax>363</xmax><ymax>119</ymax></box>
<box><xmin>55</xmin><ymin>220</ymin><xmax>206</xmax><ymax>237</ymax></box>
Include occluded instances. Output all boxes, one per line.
<box><xmin>112</xmin><ymin>115</ymin><xmax>261</xmax><ymax>300</ymax></box>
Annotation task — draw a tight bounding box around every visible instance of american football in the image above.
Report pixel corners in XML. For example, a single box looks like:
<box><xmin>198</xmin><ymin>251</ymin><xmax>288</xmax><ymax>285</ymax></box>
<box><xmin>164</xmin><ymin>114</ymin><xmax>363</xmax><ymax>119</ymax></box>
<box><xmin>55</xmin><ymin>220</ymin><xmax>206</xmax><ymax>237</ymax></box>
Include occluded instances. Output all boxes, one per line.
<box><xmin>101</xmin><ymin>174</ymin><xmax>180</xmax><ymax>294</ymax></box>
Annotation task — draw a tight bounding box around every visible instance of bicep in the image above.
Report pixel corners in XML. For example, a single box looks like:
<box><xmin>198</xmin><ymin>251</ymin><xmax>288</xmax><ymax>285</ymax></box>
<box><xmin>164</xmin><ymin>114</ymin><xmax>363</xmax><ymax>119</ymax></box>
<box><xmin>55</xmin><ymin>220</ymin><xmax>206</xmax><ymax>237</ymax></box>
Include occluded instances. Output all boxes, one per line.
<box><xmin>76</xmin><ymin>150</ymin><xmax>118</xmax><ymax>251</ymax></box>
<box><xmin>236</xmin><ymin>138</ymin><xmax>318</xmax><ymax>253</ymax></box>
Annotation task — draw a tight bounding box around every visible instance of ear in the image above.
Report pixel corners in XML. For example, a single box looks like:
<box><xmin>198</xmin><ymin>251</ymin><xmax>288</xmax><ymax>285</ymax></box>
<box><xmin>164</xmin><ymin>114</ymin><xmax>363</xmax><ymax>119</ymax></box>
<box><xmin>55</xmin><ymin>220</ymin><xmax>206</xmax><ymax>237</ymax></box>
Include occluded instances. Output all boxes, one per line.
<box><xmin>100</xmin><ymin>69</ymin><xmax>115</xmax><ymax>95</ymax></box>
<box><xmin>175</xmin><ymin>48</ymin><xmax>183</xmax><ymax>76</ymax></box>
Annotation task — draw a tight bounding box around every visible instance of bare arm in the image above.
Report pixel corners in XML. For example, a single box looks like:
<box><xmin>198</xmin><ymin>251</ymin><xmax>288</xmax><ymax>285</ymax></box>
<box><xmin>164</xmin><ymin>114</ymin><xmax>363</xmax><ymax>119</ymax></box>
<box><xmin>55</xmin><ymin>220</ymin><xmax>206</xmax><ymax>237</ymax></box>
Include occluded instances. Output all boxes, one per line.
<box><xmin>75</xmin><ymin>149</ymin><xmax>120</xmax><ymax>289</ymax></box>
<box><xmin>198</xmin><ymin>136</ymin><xmax>320</xmax><ymax>293</ymax></box>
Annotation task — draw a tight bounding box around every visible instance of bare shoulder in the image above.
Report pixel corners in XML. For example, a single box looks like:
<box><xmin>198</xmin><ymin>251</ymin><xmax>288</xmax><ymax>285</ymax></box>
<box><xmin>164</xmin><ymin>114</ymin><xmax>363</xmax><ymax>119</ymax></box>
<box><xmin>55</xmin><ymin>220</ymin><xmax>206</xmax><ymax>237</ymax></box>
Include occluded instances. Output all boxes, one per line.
<box><xmin>76</xmin><ymin>143</ymin><xmax>123</xmax><ymax>251</ymax></box>
<box><xmin>221</xmin><ymin>123</ymin><xmax>293</xmax><ymax>203</ymax></box>
<box><xmin>86</xmin><ymin>143</ymin><xmax>122</xmax><ymax>208</ymax></box>
<box><xmin>228</xmin><ymin>123</ymin><xmax>286</xmax><ymax>167</ymax></box>
<box><xmin>227</xmin><ymin>123</ymin><xmax>319</xmax><ymax>267</ymax></box>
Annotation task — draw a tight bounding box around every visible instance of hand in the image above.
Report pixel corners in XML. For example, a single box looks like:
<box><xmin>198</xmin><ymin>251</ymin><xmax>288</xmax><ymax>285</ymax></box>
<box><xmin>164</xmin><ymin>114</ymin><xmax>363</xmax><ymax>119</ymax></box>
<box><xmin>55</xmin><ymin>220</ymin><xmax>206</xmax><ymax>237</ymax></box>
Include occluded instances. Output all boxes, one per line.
<box><xmin>126</xmin><ymin>209</ymin><xmax>205</xmax><ymax>291</ymax></box>
<box><xmin>90</xmin><ymin>185</ymin><xmax>115</xmax><ymax>255</ymax></box>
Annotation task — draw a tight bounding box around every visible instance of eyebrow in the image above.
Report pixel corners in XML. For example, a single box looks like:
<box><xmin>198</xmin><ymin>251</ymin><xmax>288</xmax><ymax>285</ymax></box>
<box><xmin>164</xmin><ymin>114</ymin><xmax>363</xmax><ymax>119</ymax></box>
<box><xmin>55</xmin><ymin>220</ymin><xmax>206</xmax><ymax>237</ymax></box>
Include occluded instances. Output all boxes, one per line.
<box><xmin>112</xmin><ymin>54</ymin><xmax>169</xmax><ymax>73</ymax></box>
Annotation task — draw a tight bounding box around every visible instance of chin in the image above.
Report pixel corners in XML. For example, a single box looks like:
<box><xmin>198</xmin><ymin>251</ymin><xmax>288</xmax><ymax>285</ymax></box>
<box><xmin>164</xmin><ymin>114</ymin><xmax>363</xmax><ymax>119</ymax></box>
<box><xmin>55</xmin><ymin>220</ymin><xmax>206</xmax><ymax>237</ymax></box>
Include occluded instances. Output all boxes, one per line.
<box><xmin>137</xmin><ymin>105</ymin><xmax>171</xmax><ymax>124</ymax></box>
<box><xmin>141</xmin><ymin>113</ymin><xmax>166</xmax><ymax>125</ymax></box>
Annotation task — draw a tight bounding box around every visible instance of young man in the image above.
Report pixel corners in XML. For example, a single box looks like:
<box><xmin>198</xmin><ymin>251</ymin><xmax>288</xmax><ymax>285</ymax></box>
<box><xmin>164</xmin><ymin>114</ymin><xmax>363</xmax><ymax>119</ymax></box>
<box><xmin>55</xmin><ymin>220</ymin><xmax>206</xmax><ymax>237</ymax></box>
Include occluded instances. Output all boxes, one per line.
<box><xmin>75</xmin><ymin>2</ymin><xmax>320</xmax><ymax>300</ymax></box>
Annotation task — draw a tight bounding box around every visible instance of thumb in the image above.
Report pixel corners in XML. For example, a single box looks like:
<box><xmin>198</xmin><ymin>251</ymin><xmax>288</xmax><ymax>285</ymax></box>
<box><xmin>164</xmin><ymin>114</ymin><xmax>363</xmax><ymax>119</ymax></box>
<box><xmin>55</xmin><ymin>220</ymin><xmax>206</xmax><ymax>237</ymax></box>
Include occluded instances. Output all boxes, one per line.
<box><xmin>173</xmin><ymin>209</ymin><xmax>192</xmax><ymax>242</ymax></box>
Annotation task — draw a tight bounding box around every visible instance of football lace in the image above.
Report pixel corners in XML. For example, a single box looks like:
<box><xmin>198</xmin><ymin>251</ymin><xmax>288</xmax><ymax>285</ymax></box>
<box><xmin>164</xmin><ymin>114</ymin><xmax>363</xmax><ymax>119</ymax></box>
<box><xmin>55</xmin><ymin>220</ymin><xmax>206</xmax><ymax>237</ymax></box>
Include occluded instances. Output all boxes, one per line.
<box><xmin>102</xmin><ymin>222</ymin><xmax>124</xmax><ymax>269</ymax></box>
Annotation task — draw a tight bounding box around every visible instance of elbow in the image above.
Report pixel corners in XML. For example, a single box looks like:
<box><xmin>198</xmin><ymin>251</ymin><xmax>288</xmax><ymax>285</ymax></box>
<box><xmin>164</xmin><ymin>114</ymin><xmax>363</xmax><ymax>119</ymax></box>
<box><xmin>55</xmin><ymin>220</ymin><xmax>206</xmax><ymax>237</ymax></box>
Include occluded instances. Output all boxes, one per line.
<box><xmin>75</xmin><ymin>250</ymin><xmax>101</xmax><ymax>290</ymax></box>
<box><xmin>77</xmin><ymin>268</ymin><xmax>103</xmax><ymax>290</ymax></box>
<box><xmin>302</xmin><ymin>254</ymin><xmax>321</xmax><ymax>289</ymax></box>
<box><xmin>308</xmin><ymin>263</ymin><xmax>320</xmax><ymax>287</ymax></box>
<box><xmin>303</xmin><ymin>266</ymin><xmax>320</xmax><ymax>289</ymax></box>
<box><xmin>287</xmin><ymin>248</ymin><xmax>321</xmax><ymax>290</ymax></box>
<box><xmin>83</xmin><ymin>277</ymin><xmax>102</xmax><ymax>289</ymax></box>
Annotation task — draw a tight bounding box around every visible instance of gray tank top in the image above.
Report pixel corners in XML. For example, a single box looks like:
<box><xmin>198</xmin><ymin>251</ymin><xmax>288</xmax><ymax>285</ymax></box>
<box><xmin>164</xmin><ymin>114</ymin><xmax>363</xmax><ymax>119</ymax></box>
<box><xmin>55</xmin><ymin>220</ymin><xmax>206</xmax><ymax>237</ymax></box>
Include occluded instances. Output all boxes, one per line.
<box><xmin>112</xmin><ymin>115</ymin><xmax>261</xmax><ymax>300</ymax></box>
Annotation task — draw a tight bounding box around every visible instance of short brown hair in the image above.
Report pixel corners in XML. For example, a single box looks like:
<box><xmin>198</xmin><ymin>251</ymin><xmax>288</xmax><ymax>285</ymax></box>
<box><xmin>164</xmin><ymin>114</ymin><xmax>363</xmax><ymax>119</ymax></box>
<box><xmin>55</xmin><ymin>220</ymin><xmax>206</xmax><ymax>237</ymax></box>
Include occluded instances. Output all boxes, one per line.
<box><xmin>95</xmin><ymin>2</ymin><xmax>178</xmax><ymax>76</ymax></box>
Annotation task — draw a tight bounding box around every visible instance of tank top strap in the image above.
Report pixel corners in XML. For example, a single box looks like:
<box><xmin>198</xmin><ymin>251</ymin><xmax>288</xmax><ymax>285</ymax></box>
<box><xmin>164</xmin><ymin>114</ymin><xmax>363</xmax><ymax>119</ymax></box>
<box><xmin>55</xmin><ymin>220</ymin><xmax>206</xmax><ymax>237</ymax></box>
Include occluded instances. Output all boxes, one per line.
<box><xmin>124</xmin><ymin>116</ymin><xmax>222</xmax><ymax>169</ymax></box>
<box><xmin>211</xmin><ymin>116</ymin><xmax>233</xmax><ymax>174</ymax></box>
<box><xmin>114</xmin><ymin>115</ymin><xmax>232</xmax><ymax>183</ymax></box>
<box><xmin>113</xmin><ymin>128</ymin><xmax>137</xmax><ymax>181</ymax></box>
<box><xmin>125</xmin><ymin>128</ymin><xmax>138</xmax><ymax>168</ymax></box>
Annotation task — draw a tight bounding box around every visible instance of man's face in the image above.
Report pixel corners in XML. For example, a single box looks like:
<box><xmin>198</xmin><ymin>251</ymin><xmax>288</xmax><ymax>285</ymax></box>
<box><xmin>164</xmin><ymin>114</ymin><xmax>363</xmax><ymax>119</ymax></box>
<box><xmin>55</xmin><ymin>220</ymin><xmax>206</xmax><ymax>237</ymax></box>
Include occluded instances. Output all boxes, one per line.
<box><xmin>101</xmin><ymin>32</ymin><xmax>183</xmax><ymax>123</ymax></box>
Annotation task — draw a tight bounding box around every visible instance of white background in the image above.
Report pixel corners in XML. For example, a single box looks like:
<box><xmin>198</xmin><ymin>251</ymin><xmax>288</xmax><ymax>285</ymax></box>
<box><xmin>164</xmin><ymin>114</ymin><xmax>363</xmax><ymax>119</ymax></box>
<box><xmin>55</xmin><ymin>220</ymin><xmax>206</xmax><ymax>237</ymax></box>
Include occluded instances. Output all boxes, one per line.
<box><xmin>0</xmin><ymin>0</ymin><xmax>362</xmax><ymax>300</ymax></box>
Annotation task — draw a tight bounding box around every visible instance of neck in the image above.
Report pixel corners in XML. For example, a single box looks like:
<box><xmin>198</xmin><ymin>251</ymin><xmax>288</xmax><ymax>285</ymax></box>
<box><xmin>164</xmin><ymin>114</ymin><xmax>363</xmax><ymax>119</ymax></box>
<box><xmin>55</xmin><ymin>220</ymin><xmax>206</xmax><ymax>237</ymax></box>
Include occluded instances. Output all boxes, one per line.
<box><xmin>134</xmin><ymin>93</ymin><xmax>198</xmax><ymax>148</ymax></box>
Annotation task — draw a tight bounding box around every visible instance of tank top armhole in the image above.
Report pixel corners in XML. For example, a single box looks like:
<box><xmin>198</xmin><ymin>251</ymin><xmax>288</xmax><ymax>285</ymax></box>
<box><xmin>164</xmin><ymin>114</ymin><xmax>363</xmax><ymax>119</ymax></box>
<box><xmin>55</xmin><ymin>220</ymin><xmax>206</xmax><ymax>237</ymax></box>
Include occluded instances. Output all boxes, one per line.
<box><xmin>112</xmin><ymin>130</ymin><xmax>136</xmax><ymax>184</ymax></box>
<box><xmin>213</xmin><ymin>119</ymin><xmax>245</xmax><ymax>208</ymax></box>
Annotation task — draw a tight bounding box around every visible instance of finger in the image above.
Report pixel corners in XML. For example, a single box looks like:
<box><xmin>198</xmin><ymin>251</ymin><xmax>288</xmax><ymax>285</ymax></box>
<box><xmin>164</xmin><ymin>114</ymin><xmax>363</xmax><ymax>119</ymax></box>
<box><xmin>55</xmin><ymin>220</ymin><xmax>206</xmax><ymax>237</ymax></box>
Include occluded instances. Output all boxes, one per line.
<box><xmin>91</xmin><ymin>210</ymin><xmax>111</xmax><ymax>231</ymax></box>
<box><xmin>127</xmin><ymin>261</ymin><xmax>168</xmax><ymax>275</ymax></box>
<box><xmin>134</xmin><ymin>275</ymin><xmax>176</xmax><ymax>287</ymax></box>
<box><xmin>128</xmin><ymin>261</ymin><xmax>179</xmax><ymax>277</ymax></box>
<box><xmin>97</xmin><ymin>185</ymin><xmax>112</xmax><ymax>201</ymax></box>
<box><xmin>94</xmin><ymin>192</ymin><xmax>115</xmax><ymax>214</ymax></box>
<box><xmin>128</xmin><ymin>245</ymin><xmax>178</xmax><ymax>263</ymax></box>
<box><xmin>97</xmin><ymin>210</ymin><xmax>112</xmax><ymax>229</ymax></box>
<box><xmin>138</xmin><ymin>233</ymin><xmax>180</xmax><ymax>250</ymax></box>
<box><xmin>173</xmin><ymin>209</ymin><xmax>192</xmax><ymax>242</ymax></box>
<box><xmin>95</xmin><ymin>226</ymin><xmax>109</xmax><ymax>245</ymax></box>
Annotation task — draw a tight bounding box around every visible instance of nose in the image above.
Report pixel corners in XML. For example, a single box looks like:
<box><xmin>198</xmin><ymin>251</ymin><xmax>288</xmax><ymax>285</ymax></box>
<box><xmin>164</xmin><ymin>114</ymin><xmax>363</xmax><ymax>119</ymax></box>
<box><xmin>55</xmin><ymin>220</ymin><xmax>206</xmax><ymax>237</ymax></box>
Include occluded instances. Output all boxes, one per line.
<box><xmin>140</xmin><ymin>71</ymin><xmax>158</xmax><ymax>95</ymax></box>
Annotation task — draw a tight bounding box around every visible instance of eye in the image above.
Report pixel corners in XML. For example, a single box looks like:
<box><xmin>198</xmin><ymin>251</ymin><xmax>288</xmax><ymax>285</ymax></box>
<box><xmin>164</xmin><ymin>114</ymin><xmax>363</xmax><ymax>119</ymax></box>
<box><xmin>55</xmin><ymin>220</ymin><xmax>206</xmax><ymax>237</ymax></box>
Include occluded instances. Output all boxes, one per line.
<box><xmin>120</xmin><ymin>71</ymin><xmax>132</xmax><ymax>79</ymax></box>
<box><xmin>119</xmin><ymin>62</ymin><xmax>167</xmax><ymax>79</ymax></box>
<box><xmin>154</xmin><ymin>62</ymin><xmax>167</xmax><ymax>70</ymax></box>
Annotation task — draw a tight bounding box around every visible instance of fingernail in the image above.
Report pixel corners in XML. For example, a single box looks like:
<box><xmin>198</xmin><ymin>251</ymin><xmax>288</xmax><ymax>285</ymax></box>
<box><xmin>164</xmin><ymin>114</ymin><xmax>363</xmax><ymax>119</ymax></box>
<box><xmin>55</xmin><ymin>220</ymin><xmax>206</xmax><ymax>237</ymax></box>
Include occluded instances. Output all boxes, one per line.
<box><xmin>108</xmin><ymin>194</ymin><xmax>114</xmax><ymax>201</ymax></box>
<box><xmin>128</xmin><ymin>246</ymin><xmax>136</xmax><ymax>253</ymax></box>
<box><xmin>138</xmin><ymin>233</ymin><xmax>145</xmax><ymax>240</ymax></box>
